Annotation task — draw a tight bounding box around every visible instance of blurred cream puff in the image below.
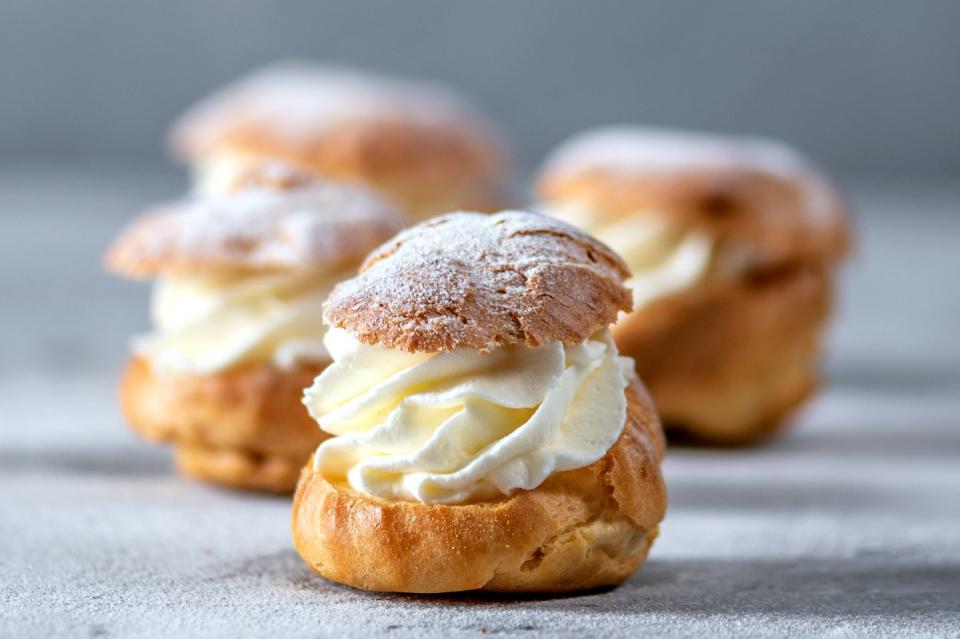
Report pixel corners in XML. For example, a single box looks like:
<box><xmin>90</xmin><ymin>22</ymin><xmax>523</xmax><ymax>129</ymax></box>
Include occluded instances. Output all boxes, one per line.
<box><xmin>169</xmin><ymin>62</ymin><xmax>509</xmax><ymax>218</ymax></box>
<box><xmin>292</xmin><ymin>211</ymin><xmax>666</xmax><ymax>593</ymax></box>
<box><xmin>535</xmin><ymin>126</ymin><xmax>851</xmax><ymax>444</ymax></box>
<box><xmin>105</xmin><ymin>162</ymin><xmax>408</xmax><ymax>491</ymax></box>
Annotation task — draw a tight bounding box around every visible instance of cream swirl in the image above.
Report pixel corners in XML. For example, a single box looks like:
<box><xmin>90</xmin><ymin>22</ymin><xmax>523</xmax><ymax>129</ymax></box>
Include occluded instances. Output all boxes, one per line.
<box><xmin>303</xmin><ymin>328</ymin><xmax>633</xmax><ymax>504</ymax></box>
<box><xmin>544</xmin><ymin>202</ymin><xmax>712</xmax><ymax>310</ymax></box>
<box><xmin>135</xmin><ymin>270</ymin><xmax>340</xmax><ymax>374</ymax></box>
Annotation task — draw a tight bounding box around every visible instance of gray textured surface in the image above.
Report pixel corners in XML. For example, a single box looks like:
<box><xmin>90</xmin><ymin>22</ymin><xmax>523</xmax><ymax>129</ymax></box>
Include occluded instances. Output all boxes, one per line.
<box><xmin>2</xmin><ymin>169</ymin><xmax>960</xmax><ymax>637</ymax></box>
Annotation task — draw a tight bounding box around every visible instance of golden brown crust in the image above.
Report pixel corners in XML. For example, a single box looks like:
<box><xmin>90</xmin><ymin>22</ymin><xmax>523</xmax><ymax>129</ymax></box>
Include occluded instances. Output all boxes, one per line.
<box><xmin>291</xmin><ymin>380</ymin><xmax>666</xmax><ymax>593</ymax></box>
<box><xmin>323</xmin><ymin>211</ymin><xmax>633</xmax><ymax>353</ymax></box>
<box><xmin>536</xmin><ymin>128</ymin><xmax>852</xmax><ymax>266</ymax></box>
<box><xmin>120</xmin><ymin>356</ymin><xmax>327</xmax><ymax>492</ymax></box>
<box><xmin>169</xmin><ymin>64</ymin><xmax>508</xmax><ymax>217</ymax></box>
<box><xmin>173</xmin><ymin>442</ymin><xmax>305</xmax><ymax>494</ymax></box>
<box><xmin>614</xmin><ymin>263</ymin><xmax>833</xmax><ymax>444</ymax></box>
<box><xmin>104</xmin><ymin>165</ymin><xmax>408</xmax><ymax>279</ymax></box>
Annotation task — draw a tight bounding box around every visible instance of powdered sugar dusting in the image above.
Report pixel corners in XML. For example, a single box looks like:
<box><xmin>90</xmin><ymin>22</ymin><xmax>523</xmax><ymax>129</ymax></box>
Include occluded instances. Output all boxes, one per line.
<box><xmin>542</xmin><ymin>126</ymin><xmax>840</xmax><ymax>226</ymax></box>
<box><xmin>324</xmin><ymin>211</ymin><xmax>633</xmax><ymax>353</ymax></box>
<box><xmin>172</xmin><ymin>62</ymin><xmax>500</xmax><ymax>155</ymax></box>
<box><xmin>107</xmin><ymin>170</ymin><xmax>408</xmax><ymax>277</ymax></box>
<box><xmin>543</xmin><ymin>126</ymin><xmax>810</xmax><ymax>177</ymax></box>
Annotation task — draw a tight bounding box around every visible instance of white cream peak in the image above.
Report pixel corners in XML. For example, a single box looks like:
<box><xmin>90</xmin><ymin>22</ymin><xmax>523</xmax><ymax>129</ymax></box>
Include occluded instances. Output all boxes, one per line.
<box><xmin>543</xmin><ymin>203</ymin><xmax>712</xmax><ymax>311</ymax></box>
<box><xmin>135</xmin><ymin>271</ymin><xmax>338</xmax><ymax>374</ymax></box>
<box><xmin>303</xmin><ymin>328</ymin><xmax>633</xmax><ymax>504</ymax></box>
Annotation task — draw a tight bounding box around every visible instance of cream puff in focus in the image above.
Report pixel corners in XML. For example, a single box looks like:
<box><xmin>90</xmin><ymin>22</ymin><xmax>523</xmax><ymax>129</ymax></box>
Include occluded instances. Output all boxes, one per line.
<box><xmin>169</xmin><ymin>62</ymin><xmax>509</xmax><ymax>218</ymax></box>
<box><xmin>105</xmin><ymin>162</ymin><xmax>408</xmax><ymax>492</ymax></box>
<box><xmin>292</xmin><ymin>211</ymin><xmax>667</xmax><ymax>593</ymax></box>
<box><xmin>535</xmin><ymin>126</ymin><xmax>851</xmax><ymax>444</ymax></box>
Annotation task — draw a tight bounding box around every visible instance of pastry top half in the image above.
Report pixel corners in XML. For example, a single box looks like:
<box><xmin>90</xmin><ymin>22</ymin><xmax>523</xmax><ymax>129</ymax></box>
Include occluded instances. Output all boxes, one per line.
<box><xmin>536</xmin><ymin>126</ymin><xmax>851</xmax><ymax>268</ymax></box>
<box><xmin>169</xmin><ymin>62</ymin><xmax>508</xmax><ymax>214</ymax></box>
<box><xmin>105</xmin><ymin>162</ymin><xmax>409</xmax><ymax>376</ymax></box>
<box><xmin>323</xmin><ymin>210</ymin><xmax>632</xmax><ymax>353</ymax></box>
<box><xmin>302</xmin><ymin>210</ymin><xmax>646</xmax><ymax>507</ymax></box>
<box><xmin>106</xmin><ymin>161</ymin><xmax>408</xmax><ymax>279</ymax></box>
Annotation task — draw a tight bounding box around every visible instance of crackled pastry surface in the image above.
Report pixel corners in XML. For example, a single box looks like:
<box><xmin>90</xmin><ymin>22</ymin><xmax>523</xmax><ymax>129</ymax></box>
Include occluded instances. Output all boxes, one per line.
<box><xmin>324</xmin><ymin>210</ymin><xmax>632</xmax><ymax>353</ymax></box>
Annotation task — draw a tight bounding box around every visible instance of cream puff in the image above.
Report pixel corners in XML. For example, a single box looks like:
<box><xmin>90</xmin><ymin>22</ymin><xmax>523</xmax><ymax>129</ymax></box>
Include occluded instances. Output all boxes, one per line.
<box><xmin>292</xmin><ymin>211</ymin><xmax>667</xmax><ymax>593</ymax></box>
<box><xmin>169</xmin><ymin>62</ymin><xmax>508</xmax><ymax>218</ymax></box>
<box><xmin>105</xmin><ymin>162</ymin><xmax>409</xmax><ymax>492</ymax></box>
<box><xmin>535</xmin><ymin>126</ymin><xmax>851</xmax><ymax>444</ymax></box>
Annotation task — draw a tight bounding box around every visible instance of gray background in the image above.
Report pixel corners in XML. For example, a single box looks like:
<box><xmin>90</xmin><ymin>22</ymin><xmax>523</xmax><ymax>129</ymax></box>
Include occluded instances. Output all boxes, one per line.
<box><xmin>2</xmin><ymin>0</ymin><xmax>959</xmax><ymax>177</ymax></box>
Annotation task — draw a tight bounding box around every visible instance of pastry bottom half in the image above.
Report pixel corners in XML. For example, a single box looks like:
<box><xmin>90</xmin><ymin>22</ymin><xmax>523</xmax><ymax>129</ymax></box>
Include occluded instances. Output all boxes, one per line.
<box><xmin>291</xmin><ymin>380</ymin><xmax>667</xmax><ymax>593</ymax></box>
<box><xmin>120</xmin><ymin>356</ymin><xmax>327</xmax><ymax>493</ymax></box>
<box><xmin>614</xmin><ymin>262</ymin><xmax>834</xmax><ymax>445</ymax></box>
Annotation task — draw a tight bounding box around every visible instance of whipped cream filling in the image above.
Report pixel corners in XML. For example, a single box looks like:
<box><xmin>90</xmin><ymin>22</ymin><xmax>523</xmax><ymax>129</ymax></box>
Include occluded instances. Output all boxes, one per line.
<box><xmin>134</xmin><ymin>270</ymin><xmax>339</xmax><ymax>374</ymax></box>
<box><xmin>303</xmin><ymin>328</ymin><xmax>633</xmax><ymax>504</ymax></box>
<box><xmin>543</xmin><ymin>202</ymin><xmax>713</xmax><ymax>310</ymax></box>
